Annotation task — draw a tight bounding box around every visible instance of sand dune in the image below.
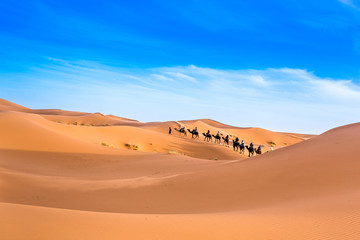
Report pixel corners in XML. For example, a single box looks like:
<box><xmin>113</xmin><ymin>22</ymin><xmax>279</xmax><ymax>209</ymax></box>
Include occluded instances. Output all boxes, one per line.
<box><xmin>1</xmin><ymin>98</ymin><xmax>359</xmax><ymax>239</ymax></box>
<box><xmin>2</xmin><ymin>120</ymin><xmax>358</xmax><ymax>214</ymax></box>
<box><xmin>2</xmin><ymin>199</ymin><xmax>360</xmax><ymax>240</ymax></box>
<box><xmin>0</xmin><ymin>98</ymin><xmax>30</xmax><ymax>111</ymax></box>
<box><xmin>0</xmin><ymin>98</ymin><xmax>303</xmax><ymax>158</ymax></box>
<box><xmin>0</xmin><ymin>110</ymin><xmax>249</xmax><ymax>160</ymax></box>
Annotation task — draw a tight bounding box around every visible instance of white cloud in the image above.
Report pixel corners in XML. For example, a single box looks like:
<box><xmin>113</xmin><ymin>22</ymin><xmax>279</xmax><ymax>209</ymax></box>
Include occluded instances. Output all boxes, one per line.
<box><xmin>248</xmin><ymin>75</ymin><xmax>268</xmax><ymax>86</ymax></box>
<box><xmin>2</xmin><ymin>59</ymin><xmax>360</xmax><ymax>134</ymax></box>
<box><xmin>162</xmin><ymin>71</ymin><xmax>199</xmax><ymax>83</ymax></box>
<box><xmin>308</xmin><ymin>79</ymin><xmax>360</xmax><ymax>100</ymax></box>
<box><xmin>150</xmin><ymin>74</ymin><xmax>175</xmax><ymax>82</ymax></box>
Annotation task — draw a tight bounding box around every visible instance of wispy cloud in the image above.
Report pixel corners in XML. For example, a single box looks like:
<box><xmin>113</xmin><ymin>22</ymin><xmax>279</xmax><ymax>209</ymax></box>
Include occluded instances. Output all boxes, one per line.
<box><xmin>1</xmin><ymin>58</ymin><xmax>359</xmax><ymax>134</ymax></box>
<box><xmin>150</xmin><ymin>74</ymin><xmax>175</xmax><ymax>82</ymax></box>
<box><xmin>162</xmin><ymin>71</ymin><xmax>199</xmax><ymax>84</ymax></box>
<box><xmin>339</xmin><ymin>0</ymin><xmax>354</xmax><ymax>6</ymax></box>
<box><xmin>339</xmin><ymin>0</ymin><xmax>360</xmax><ymax>9</ymax></box>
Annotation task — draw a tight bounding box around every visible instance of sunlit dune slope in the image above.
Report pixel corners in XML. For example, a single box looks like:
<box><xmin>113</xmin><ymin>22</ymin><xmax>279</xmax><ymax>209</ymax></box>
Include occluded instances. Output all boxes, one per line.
<box><xmin>0</xmin><ymin>101</ymin><xmax>359</xmax><ymax>213</ymax></box>
<box><xmin>1</xmin><ymin>98</ymin><xmax>360</xmax><ymax>240</ymax></box>
<box><xmin>0</xmin><ymin>99</ymin><xmax>29</xmax><ymax>111</ymax></box>
<box><xmin>2</xmin><ymin>199</ymin><xmax>360</xmax><ymax>240</ymax></box>
<box><xmin>0</xmin><ymin>98</ymin><xmax>305</xmax><ymax>157</ymax></box>
<box><xmin>0</xmin><ymin>111</ymin><xmax>247</xmax><ymax>160</ymax></box>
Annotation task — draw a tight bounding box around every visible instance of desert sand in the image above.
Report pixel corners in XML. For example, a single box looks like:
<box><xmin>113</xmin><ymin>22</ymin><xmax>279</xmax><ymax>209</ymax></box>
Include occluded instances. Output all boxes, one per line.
<box><xmin>1</xmin><ymin>98</ymin><xmax>359</xmax><ymax>240</ymax></box>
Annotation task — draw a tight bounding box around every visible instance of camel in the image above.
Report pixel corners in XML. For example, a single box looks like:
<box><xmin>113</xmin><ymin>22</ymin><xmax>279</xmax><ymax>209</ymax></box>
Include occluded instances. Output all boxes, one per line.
<box><xmin>187</xmin><ymin>129</ymin><xmax>199</xmax><ymax>139</ymax></box>
<box><xmin>255</xmin><ymin>148</ymin><xmax>262</xmax><ymax>155</ymax></box>
<box><xmin>174</xmin><ymin>127</ymin><xmax>187</xmax><ymax>136</ymax></box>
<box><xmin>239</xmin><ymin>143</ymin><xmax>245</xmax><ymax>154</ymax></box>
<box><xmin>233</xmin><ymin>140</ymin><xmax>244</xmax><ymax>154</ymax></box>
<box><xmin>212</xmin><ymin>134</ymin><xmax>221</xmax><ymax>144</ymax></box>
<box><xmin>245</xmin><ymin>145</ymin><xmax>255</xmax><ymax>157</ymax></box>
<box><xmin>232</xmin><ymin>140</ymin><xmax>240</xmax><ymax>151</ymax></box>
<box><xmin>202</xmin><ymin>133</ymin><xmax>212</xmax><ymax>142</ymax></box>
<box><xmin>222</xmin><ymin>137</ymin><xmax>229</xmax><ymax>146</ymax></box>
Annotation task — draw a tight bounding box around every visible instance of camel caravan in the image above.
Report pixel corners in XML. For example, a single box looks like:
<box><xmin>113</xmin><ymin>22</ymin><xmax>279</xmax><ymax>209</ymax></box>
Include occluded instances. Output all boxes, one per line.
<box><xmin>171</xmin><ymin>126</ymin><xmax>262</xmax><ymax>157</ymax></box>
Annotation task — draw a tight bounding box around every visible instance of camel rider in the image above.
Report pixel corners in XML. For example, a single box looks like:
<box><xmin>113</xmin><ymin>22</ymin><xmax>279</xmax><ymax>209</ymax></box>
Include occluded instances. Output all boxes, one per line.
<box><xmin>235</xmin><ymin>137</ymin><xmax>239</xmax><ymax>142</ymax></box>
<box><xmin>194</xmin><ymin>127</ymin><xmax>198</xmax><ymax>133</ymax></box>
<box><xmin>225</xmin><ymin>134</ymin><xmax>229</xmax><ymax>140</ymax></box>
<box><xmin>240</xmin><ymin>140</ymin><xmax>244</xmax><ymax>147</ymax></box>
<box><xmin>207</xmin><ymin>130</ymin><xmax>210</xmax><ymax>136</ymax></box>
<box><xmin>181</xmin><ymin>126</ymin><xmax>185</xmax><ymax>132</ymax></box>
<box><xmin>250</xmin><ymin>142</ymin><xmax>254</xmax><ymax>149</ymax></box>
<box><xmin>257</xmin><ymin>145</ymin><xmax>262</xmax><ymax>152</ymax></box>
<box><xmin>216</xmin><ymin>131</ymin><xmax>220</xmax><ymax>137</ymax></box>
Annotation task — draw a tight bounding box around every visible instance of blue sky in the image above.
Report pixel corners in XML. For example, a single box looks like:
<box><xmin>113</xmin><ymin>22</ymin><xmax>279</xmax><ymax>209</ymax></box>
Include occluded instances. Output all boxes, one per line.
<box><xmin>1</xmin><ymin>0</ymin><xmax>360</xmax><ymax>133</ymax></box>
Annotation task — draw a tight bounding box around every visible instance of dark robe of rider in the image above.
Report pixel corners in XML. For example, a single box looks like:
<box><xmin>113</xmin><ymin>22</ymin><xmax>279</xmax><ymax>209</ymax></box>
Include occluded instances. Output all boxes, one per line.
<box><xmin>216</xmin><ymin>131</ymin><xmax>220</xmax><ymax>137</ymax></box>
<box><xmin>207</xmin><ymin>130</ymin><xmax>210</xmax><ymax>136</ymax></box>
<box><xmin>194</xmin><ymin>127</ymin><xmax>198</xmax><ymax>134</ymax></box>
<box><xmin>240</xmin><ymin>140</ymin><xmax>244</xmax><ymax>147</ymax></box>
<box><xmin>169</xmin><ymin>127</ymin><xmax>172</xmax><ymax>135</ymax></box>
<box><xmin>257</xmin><ymin>145</ymin><xmax>262</xmax><ymax>152</ymax></box>
<box><xmin>250</xmin><ymin>142</ymin><xmax>254</xmax><ymax>149</ymax></box>
<box><xmin>235</xmin><ymin>137</ymin><xmax>239</xmax><ymax>143</ymax></box>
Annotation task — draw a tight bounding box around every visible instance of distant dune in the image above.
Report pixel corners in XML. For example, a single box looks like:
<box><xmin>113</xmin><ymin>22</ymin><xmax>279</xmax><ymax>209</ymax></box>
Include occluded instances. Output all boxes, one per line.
<box><xmin>1</xmin><ymin>98</ymin><xmax>359</xmax><ymax>240</ymax></box>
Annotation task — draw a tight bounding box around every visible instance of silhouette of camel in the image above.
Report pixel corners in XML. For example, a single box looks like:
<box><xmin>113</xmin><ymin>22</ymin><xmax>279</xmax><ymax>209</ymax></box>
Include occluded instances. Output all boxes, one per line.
<box><xmin>245</xmin><ymin>145</ymin><xmax>255</xmax><ymax>157</ymax></box>
<box><xmin>222</xmin><ymin>137</ymin><xmax>229</xmax><ymax>146</ymax></box>
<box><xmin>212</xmin><ymin>134</ymin><xmax>221</xmax><ymax>144</ymax></box>
<box><xmin>239</xmin><ymin>143</ymin><xmax>245</xmax><ymax>154</ymax></box>
<box><xmin>187</xmin><ymin>129</ymin><xmax>199</xmax><ymax>139</ymax></box>
<box><xmin>233</xmin><ymin>140</ymin><xmax>245</xmax><ymax>154</ymax></box>
<box><xmin>233</xmin><ymin>140</ymin><xmax>240</xmax><ymax>151</ymax></box>
<box><xmin>174</xmin><ymin>127</ymin><xmax>187</xmax><ymax>136</ymax></box>
<box><xmin>202</xmin><ymin>133</ymin><xmax>212</xmax><ymax>142</ymax></box>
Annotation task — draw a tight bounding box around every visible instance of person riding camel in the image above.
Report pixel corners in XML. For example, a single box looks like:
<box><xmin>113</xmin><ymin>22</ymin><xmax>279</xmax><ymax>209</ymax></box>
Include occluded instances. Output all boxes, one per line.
<box><xmin>180</xmin><ymin>126</ymin><xmax>185</xmax><ymax>132</ymax></box>
<box><xmin>257</xmin><ymin>145</ymin><xmax>262</xmax><ymax>152</ymax></box>
<box><xmin>216</xmin><ymin>131</ymin><xmax>220</xmax><ymax>137</ymax></box>
<box><xmin>194</xmin><ymin>127</ymin><xmax>198</xmax><ymax>134</ymax></box>
<box><xmin>250</xmin><ymin>142</ymin><xmax>254</xmax><ymax>149</ymax></box>
<box><xmin>240</xmin><ymin>140</ymin><xmax>244</xmax><ymax>147</ymax></box>
<box><xmin>207</xmin><ymin>130</ymin><xmax>210</xmax><ymax>136</ymax></box>
<box><xmin>235</xmin><ymin>137</ymin><xmax>239</xmax><ymax>143</ymax></box>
